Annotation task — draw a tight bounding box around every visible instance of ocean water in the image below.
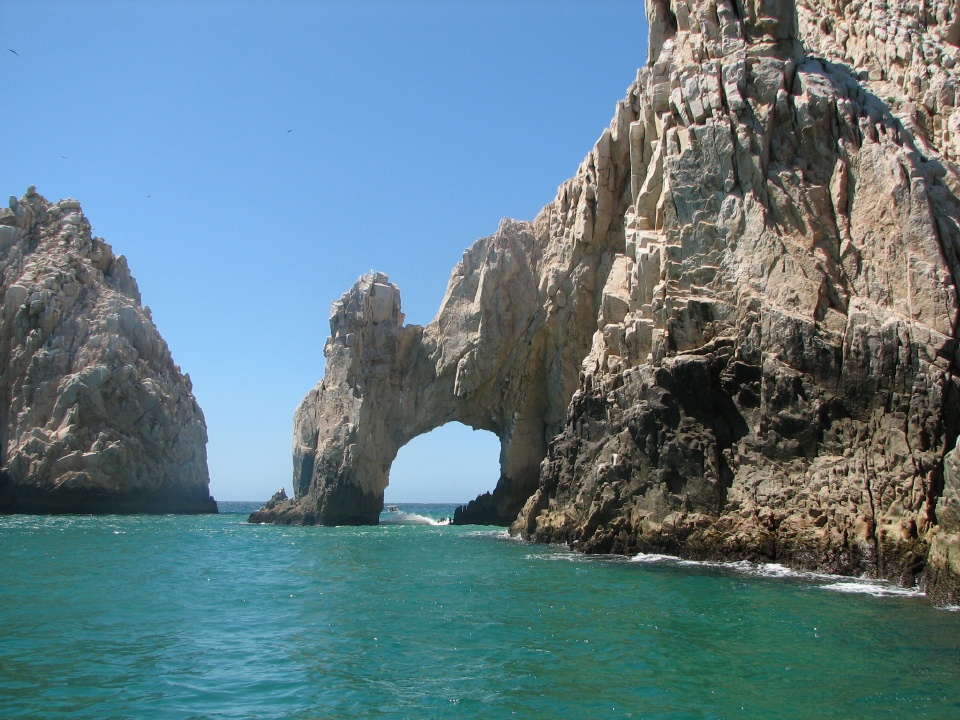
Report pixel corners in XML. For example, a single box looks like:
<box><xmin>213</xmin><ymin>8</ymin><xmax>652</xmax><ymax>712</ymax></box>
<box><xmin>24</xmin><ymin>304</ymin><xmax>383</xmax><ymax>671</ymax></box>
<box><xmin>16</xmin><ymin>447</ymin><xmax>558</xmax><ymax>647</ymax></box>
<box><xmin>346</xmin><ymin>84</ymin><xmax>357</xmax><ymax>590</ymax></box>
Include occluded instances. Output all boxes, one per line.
<box><xmin>1</xmin><ymin>502</ymin><xmax>958</xmax><ymax>719</ymax></box>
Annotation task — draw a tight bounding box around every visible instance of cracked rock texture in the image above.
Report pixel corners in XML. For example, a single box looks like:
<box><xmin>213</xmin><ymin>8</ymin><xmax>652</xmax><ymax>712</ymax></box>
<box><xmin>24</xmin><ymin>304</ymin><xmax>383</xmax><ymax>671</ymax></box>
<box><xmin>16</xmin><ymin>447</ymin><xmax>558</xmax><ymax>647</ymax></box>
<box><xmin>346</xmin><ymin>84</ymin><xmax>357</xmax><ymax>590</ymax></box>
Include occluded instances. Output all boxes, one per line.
<box><xmin>256</xmin><ymin>0</ymin><xmax>960</xmax><ymax>603</ymax></box>
<box><xmin>0</xmin><ymin>189</ymin><xmax>215</xmax><ymax>514</ymax></box>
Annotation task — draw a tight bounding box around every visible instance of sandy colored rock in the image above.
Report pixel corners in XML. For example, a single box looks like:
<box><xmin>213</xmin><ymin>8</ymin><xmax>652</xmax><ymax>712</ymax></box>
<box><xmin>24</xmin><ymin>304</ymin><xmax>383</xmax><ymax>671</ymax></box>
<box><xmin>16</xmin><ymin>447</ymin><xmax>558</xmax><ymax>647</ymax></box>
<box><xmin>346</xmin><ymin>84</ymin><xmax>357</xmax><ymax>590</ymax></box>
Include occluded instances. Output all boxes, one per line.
<box><xmin>0</xmin><ymin>189</ymin><xmax>214</xmax><ymax>514</ymax></box>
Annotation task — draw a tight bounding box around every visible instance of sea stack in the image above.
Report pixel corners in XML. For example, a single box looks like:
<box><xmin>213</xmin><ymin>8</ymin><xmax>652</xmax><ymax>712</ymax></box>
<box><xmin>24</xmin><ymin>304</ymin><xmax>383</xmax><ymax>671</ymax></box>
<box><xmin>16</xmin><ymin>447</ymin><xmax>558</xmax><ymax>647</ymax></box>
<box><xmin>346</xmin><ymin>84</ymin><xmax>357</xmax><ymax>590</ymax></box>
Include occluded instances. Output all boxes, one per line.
<box><xmin>257</xmin><ymin>0</ymin><xmax>960</xmax><ymax>604</ymax></box>
<box><xmin>0</xmin><ymin>189</ymin><xmax>215</xmax><ymax>514</ymax></box>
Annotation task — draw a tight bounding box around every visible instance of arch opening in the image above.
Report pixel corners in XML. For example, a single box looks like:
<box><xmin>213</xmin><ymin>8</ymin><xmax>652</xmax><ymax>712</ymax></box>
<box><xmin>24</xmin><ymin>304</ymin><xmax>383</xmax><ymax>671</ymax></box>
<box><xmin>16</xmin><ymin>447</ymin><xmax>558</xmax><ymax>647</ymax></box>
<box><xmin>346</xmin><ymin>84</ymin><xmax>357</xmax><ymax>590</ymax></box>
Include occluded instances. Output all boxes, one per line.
<box><xmin>385</xmin><ymin>422</ymin><xmax>501</xmax><ymax>504</ymax></box>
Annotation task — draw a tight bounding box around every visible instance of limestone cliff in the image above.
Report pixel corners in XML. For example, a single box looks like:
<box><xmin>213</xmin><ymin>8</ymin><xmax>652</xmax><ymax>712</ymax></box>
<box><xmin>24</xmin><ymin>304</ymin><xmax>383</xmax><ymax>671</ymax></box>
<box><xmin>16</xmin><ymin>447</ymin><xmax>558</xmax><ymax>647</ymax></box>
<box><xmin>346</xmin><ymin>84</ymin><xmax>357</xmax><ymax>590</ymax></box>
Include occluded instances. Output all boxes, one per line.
<box><xmin>256</xmin><ymin>0</ymin><xmax>960</xmax><ymax>604</ymax></box>
<box><xmin>0</xmin><ymin>189</ymin><xmax>215</xmax><ymax>514</ymax></box>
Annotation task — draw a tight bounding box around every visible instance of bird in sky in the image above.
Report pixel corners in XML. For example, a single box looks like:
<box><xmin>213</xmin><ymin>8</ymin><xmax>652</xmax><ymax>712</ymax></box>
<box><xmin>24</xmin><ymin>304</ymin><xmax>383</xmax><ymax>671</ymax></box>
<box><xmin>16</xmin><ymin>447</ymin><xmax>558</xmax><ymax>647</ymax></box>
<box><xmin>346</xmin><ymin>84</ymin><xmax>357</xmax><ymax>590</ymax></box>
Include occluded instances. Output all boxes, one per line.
<box><xmin>7</xmin><ymin>49</ymin><xmax>18</xmax><ymax>56</ymax></box>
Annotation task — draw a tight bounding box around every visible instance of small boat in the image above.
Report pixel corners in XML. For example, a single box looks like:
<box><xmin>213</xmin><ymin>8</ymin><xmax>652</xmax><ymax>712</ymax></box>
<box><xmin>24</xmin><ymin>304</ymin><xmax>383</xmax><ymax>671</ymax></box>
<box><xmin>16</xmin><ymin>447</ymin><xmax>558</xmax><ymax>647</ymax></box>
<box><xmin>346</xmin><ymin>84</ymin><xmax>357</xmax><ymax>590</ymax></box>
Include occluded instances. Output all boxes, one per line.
<box><xmin>385</xmin><ymin>505</ymin><xmax>399</xmax><ymax>513</ymax></box>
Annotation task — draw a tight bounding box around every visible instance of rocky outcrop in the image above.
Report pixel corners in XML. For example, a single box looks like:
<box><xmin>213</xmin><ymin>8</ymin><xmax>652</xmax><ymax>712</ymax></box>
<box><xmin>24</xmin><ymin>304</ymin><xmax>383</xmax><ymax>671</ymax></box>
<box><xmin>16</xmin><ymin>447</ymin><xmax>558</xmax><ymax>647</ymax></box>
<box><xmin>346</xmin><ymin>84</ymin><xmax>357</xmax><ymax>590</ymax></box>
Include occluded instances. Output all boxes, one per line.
<box><xmin>248</xmin><ymin>487</ymin><xmax>289</xmax><ymax>522</ymax></box>
<box><xmin>258</xmin><ymin>0</ymin><xmax>960</xmax><ymax>603</ymax></box>
<box><xmin>926</xmin><ymin>436</ymin><xmax>960</xmax><ymax>604</ymax></box>
<box><xmin>0</xmin><ymin>189</ymin><xmax>215</xmax><ymax>514</ymax></box>
<box><xmin>514</xmin><ymin>0</ymin><xmax>960</xmax><ymax>603</ymax></box>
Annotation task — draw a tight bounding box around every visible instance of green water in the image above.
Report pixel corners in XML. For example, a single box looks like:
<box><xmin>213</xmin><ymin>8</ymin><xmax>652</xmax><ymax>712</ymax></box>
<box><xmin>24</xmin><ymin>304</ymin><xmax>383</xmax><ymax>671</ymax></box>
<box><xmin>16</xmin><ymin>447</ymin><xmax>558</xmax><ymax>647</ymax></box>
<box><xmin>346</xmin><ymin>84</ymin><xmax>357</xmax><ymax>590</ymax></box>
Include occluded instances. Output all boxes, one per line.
<box><xmin>1</xmin><ymin>502</ymin><xmax>958</xmax><ymax>719</ymax></box>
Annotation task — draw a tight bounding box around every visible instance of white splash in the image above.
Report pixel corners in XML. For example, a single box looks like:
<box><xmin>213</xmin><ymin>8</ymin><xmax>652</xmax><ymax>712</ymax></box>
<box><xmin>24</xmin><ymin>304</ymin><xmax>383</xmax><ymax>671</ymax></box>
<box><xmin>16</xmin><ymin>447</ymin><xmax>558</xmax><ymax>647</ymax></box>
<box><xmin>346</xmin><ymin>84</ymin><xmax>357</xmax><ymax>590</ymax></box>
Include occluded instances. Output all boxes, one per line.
<box><xmin>380</xmin><ymin>512</ymin><xmax>450</xmax><ymax>526</ymax></box>
<box><xmin>630</xmin><ymin>553</ymin><xmax>680</xmax><ymax>564</ymax></box>
<box><xmin>819</xmin><ymin>581</ymin><xmax>924</xmax><ymax>598</ymax></box>
<box><xmin>630</xmin><ymin>552</ymin><xmax>925</xmax><ymax>599</ymax></box>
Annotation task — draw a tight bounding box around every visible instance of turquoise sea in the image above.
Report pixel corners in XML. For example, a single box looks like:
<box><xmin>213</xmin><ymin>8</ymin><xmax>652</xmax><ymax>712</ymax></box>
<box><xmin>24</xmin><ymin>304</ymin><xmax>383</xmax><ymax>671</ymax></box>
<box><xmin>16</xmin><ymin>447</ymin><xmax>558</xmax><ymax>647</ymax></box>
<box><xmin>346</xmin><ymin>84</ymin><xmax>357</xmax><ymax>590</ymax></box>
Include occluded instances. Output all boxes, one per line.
<box><xmin>1</xmin><ymin>501</ymin><xmax>959</xmax><ymax>719</ymax></box>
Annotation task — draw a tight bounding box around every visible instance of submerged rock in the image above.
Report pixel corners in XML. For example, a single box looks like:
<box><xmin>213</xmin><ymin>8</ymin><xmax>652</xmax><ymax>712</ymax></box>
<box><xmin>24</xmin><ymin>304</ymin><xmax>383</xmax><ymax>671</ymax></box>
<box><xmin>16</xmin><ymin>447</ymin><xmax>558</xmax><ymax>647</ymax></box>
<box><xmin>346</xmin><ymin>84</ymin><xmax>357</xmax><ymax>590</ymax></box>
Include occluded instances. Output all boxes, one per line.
<box><xmin>0</xmin><ymin>189</ymin><xmax>215</xmax><ymax>514</ymax></box>
<box><xmin>257</xmin><ymin>0</ymin><xmax>960</xmax><ymax>603</ymax></box>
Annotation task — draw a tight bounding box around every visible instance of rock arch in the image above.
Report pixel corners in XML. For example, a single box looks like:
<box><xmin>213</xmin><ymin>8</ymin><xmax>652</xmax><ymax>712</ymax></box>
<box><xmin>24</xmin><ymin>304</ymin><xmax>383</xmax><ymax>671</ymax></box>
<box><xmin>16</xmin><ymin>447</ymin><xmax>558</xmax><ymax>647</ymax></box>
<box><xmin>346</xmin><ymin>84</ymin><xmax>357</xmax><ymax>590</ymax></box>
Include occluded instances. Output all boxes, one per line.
<box><xmin>254</xmin><ymin>150</ymin><xmax>636</xmax><ymax>525</ymax></box>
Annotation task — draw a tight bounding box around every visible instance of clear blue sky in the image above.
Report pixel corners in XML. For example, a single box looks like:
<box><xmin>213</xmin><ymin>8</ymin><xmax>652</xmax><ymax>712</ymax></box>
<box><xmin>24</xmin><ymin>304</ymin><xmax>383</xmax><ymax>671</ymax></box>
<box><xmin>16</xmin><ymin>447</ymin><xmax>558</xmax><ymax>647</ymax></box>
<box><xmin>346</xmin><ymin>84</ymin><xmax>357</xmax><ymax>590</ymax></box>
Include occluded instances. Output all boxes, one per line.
<box><xmin>3</xmin><ymin>0</ymin><xmax>647</xmax><ymax>502</ymax></box>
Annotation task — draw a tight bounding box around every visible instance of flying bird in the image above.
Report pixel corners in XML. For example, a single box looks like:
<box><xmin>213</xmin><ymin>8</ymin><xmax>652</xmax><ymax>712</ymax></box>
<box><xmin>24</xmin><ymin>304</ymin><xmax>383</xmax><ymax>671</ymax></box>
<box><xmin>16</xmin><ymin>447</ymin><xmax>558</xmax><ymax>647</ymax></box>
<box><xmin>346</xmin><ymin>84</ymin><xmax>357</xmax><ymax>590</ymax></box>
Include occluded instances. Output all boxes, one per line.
<box><xmin>7</xmin><ymin>49</ymin><xmax>18</xmax><ymax>56</ymax></box>
<box><xmin>287</xmin><ymin>129</ymin><xmax>293</xmax><ymax>133</ymax></box>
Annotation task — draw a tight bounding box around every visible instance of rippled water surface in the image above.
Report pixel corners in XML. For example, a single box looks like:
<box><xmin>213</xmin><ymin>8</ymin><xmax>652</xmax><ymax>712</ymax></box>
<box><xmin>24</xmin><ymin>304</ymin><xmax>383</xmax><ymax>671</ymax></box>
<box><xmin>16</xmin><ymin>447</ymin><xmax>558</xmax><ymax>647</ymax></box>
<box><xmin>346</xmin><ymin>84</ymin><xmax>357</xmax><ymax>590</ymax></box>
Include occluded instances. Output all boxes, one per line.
<box><xmin>2</xmin><ymin>502</ymin><xmax>959</xmax><ymax>719</ymax></box>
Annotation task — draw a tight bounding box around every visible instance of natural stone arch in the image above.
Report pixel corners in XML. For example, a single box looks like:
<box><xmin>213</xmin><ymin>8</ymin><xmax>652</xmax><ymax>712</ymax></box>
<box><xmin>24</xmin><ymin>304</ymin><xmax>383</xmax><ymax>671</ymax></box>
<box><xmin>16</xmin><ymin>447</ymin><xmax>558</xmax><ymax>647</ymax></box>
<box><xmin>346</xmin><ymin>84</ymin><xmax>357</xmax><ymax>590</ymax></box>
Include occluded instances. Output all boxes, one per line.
<box><xmin>289</xmin><ymin>248</ymin><xmax>550</xmax><ymax>526</ymax></box>
<box><xmin>256</xmin><ymin>149</ymin><xmax>636</xmax><ymax>525</ymax></box>
<box><xmin>285</xmin><ymin>220</ymin><xmax>601</xmax><ymax>526</ymax></box>
<box><xmin>252</xmin><ymin>62</ymin><xmax>641</xmax><ymax>527</ymax></box>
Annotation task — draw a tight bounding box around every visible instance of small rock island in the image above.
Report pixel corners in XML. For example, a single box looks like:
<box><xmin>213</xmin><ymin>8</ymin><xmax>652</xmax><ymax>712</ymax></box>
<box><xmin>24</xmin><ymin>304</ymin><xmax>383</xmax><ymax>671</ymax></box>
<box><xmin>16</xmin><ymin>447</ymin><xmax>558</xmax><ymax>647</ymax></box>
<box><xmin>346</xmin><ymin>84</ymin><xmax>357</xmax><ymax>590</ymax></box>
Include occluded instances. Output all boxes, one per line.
<box><xmin>0</xmin><ymin>189</ymin><xmax>215</xmax><ymax>514</ymax></box>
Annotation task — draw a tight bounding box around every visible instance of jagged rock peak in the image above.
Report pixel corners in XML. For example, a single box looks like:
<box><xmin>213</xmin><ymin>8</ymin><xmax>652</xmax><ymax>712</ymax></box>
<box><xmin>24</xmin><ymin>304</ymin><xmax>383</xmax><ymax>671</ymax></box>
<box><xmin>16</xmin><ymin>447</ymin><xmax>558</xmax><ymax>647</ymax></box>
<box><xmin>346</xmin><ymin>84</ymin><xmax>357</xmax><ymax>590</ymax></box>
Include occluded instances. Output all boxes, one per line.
<box><xmin>0</xmin><ymin>188</ymin><xmax>215</xmax><ymax>514</ymax></box>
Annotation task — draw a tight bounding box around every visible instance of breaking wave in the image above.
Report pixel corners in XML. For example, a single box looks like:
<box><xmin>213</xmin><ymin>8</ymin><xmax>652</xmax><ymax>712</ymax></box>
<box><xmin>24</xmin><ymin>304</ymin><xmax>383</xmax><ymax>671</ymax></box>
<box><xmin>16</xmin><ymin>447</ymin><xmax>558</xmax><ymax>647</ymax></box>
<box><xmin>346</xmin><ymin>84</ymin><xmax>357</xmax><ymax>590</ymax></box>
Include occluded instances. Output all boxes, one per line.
<box><xmin>630</xmin><ymin>552</ymin><xmax>925</xmax><ymax>598</ymax></box>
<box><xmin>819</xmin><ymin>581</ymin><xmax>925</xmax><ymax>598</ymax></box>
<box><xmin>380</xmin><ymin>512</ymin><xmax>451</xmax><ymax>526</ymax></box>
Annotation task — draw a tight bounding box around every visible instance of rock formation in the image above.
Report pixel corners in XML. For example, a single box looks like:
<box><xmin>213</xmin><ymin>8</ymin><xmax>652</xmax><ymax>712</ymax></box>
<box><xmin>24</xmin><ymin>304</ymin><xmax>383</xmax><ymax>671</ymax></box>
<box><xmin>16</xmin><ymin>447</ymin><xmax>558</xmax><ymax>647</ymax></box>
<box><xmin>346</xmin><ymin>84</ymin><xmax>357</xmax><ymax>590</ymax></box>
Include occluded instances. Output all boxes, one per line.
<box><xmin>256</xmin><ymin>0</ymin><xmax>960</xmax><ymax>604</ymax></box>
<box><xmin>249</xmin><ymin>219</ymin><xmax>614</xmax><ymax>525</ymax></box>
<box><xmin>0</xmin><ymin>189</ymin><xmax>215</xmax><ymax>514</ymax></box>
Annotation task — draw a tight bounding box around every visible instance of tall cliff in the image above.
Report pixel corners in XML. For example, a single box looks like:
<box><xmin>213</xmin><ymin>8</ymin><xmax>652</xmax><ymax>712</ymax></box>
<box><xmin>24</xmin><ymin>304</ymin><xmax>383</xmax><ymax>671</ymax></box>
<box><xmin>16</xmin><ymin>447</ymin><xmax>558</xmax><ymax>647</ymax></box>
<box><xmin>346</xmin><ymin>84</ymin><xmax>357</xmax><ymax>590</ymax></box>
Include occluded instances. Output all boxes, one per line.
<box><xmin>0</xmin><ymin>189</ymin><xmax>215</xmax><ymax>514</ymax></box>
<box><xmin>255</xmin><ymin>0</ymin><xmax>960</xmax><ymax>604</ymax></box>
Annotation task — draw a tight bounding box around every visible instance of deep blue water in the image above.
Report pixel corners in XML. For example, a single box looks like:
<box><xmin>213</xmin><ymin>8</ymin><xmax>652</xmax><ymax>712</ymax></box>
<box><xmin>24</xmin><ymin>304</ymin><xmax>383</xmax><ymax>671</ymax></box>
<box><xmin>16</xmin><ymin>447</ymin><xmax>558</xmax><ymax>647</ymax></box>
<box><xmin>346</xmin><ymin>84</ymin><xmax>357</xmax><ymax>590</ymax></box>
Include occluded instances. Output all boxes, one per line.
<box><xmin>1</xmin><ymin>501</ymin><xmax>958</xmax><ymax>719</ymax></box>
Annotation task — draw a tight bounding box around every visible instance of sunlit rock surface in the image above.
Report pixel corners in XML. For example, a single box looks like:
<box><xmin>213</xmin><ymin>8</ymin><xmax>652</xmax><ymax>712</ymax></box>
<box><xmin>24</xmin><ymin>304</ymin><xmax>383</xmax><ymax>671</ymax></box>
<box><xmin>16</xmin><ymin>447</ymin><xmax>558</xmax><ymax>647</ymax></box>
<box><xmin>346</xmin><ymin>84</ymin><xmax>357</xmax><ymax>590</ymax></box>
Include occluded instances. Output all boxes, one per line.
<box><xmin>0</xmin><ymin>189</ymin><xmax>215</xmax><ymax>514</ymax></box>
<box><xmin>256</xmin><ymin>0</ymin><xmax>960</xmax><ymax>604</ymax></box>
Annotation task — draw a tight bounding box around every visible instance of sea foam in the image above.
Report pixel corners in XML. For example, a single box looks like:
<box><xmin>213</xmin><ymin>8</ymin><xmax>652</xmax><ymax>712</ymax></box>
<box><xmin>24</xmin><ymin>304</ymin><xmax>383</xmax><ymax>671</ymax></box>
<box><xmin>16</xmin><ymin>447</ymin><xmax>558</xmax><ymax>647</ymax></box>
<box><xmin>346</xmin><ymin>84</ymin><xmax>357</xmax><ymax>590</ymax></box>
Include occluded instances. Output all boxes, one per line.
<box><xmin>630</xmin><ymin>552</ymin><xmax>924</xmax><ymax>599</ymax></box>
<box><xmin>380</xmin><ymin>512</ymin><xmax>450</xmax><ymax>526</ymax></box>
<box><xmin>819</xmin><ymin>581</ymin><xmax>925</xmax><ymax>598</ymax></box>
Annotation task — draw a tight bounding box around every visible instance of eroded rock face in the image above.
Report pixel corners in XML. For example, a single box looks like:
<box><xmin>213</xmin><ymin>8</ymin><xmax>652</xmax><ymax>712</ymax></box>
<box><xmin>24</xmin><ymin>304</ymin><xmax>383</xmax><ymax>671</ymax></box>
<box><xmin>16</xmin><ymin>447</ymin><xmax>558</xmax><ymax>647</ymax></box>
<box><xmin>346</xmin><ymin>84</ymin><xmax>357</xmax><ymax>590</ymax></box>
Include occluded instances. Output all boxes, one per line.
<box><xmin>0</xmin><ymin>189</ymin><xmax>215</xmax><ymax>514</ymax></box>
<box><xmin>515</xmin><ymin>0</ymin><xmax>960</xmax><ymax>603</ymax></box>
<box><xmin>259</xmin><ymin>0</ymin><xmax>960</xmax><ymax>603</ymax></box>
